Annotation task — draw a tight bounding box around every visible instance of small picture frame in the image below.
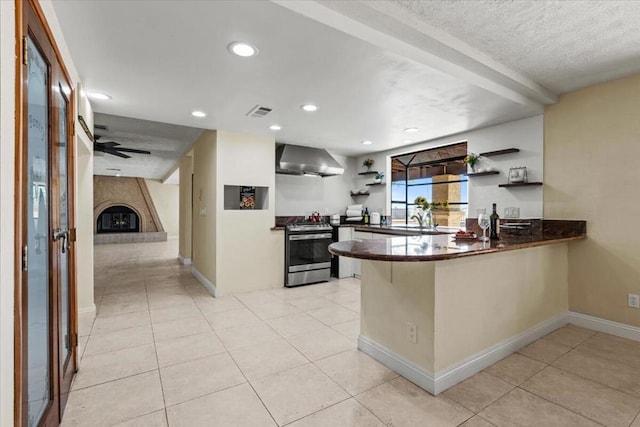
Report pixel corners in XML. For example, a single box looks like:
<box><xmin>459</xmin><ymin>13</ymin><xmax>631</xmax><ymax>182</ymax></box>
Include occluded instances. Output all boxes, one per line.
<box><xmin>508</xmin><ymin>167</ymin><xmax>527</xmax><ymax>184</ymax></box>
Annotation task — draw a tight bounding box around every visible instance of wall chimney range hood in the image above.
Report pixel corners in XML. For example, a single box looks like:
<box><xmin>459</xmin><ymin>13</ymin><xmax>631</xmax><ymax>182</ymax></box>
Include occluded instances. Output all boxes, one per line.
<box><xmin>276</xmin><ymin>144</ymin><xmax>344</xmax><ymax>177</ymax></box>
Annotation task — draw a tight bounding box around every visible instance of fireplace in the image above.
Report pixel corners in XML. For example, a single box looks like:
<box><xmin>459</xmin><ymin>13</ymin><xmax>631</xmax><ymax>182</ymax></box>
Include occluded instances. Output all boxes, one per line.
<box><xmin>97</xmin><ymin>205</ymin><xmax>140</xmax><ymax>234</ymax></box>
<box><xmin>93</xmin><ymin>176</ymin><xmax>167</xmax><ymax>244</ymax></box>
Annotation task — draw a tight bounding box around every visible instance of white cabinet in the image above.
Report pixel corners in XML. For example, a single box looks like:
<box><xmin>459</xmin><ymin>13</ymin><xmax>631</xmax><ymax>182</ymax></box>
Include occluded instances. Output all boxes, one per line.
<box><xmin>338</xmin><ymin>227</ymin><xmax>354</xmax><ymax>279</ymax></box>
<box><xmin>352</xmin><ymin>231</ymin><xmax>374</xmax><ymax>278</ymax></box>
<box><xmin>338</xmin><ymin>229</ymin><xmax>381</xmax><ymax>279</ymax></box>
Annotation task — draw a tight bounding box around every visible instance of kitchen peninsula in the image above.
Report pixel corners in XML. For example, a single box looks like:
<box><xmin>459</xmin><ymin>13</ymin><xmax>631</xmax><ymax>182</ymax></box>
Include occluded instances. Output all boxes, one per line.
<box><xmin>329</xmin><ymin>220</ymin><xmax>586</xmax><ymax>395</ymax></box>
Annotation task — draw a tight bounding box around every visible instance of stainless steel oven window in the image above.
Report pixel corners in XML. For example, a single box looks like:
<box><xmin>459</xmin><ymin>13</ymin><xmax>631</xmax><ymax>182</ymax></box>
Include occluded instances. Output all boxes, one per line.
<box><xmin>287</xmin><ymin>234</ymin><xmax>332</xmax><ymax>268</ymax></box>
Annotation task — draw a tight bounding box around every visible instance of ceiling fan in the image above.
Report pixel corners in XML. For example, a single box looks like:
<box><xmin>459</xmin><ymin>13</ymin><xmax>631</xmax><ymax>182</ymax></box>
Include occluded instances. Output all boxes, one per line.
<box><xmin>94</xmin><ymin>135</ymin><xmax>151</xmax><ymax>159</ymax></box>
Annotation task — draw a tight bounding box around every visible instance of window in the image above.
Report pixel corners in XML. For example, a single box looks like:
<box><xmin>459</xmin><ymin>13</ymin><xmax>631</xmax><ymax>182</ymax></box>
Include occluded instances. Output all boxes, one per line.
<box><xmin>391</xmin><ymin>142</ymin><xmax>468</xmax><ymax>227</ymax></box>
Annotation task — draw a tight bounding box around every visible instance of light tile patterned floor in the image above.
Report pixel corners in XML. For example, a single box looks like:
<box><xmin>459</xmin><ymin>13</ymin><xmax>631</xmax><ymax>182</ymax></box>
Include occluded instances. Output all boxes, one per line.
<box><xmin>63</xmin><ymin>241</ymin><xmax>640</xmax><ymax>426</ymax></box>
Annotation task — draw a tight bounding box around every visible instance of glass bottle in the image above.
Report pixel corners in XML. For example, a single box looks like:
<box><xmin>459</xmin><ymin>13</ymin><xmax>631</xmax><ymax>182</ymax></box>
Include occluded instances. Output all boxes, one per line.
<box><xmin>490</xmin><ymin>203</ymin><xmax>500</xmax><ymax>240</ymax></box>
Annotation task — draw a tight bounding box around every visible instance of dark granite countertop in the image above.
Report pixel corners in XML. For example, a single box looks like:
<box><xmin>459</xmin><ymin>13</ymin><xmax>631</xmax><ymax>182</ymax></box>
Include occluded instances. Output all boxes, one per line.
<box><xmin>351</xmin><ymin>224</ymin><xmax>458</xmax><ymax>236</ymax></box>
<box><xmin>328</xmin><ymin>229</ymin><xmax>586</xmax><ymax>262</ymax></box>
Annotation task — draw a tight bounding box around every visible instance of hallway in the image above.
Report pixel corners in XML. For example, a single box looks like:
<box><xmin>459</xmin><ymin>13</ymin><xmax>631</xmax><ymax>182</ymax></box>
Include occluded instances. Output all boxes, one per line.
<box><xmin>62</xmin><ymin>241</ymin><xmax>640</xmax><ymax>426</ymax></box>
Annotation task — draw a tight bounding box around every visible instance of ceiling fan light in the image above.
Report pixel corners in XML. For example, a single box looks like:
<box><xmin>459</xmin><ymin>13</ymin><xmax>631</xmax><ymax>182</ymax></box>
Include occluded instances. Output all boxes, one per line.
<box><xmin>228</xmin><ymin>42</ymin><xmax>258</xmax><ymax>57</ymax></box>
<box><xmin>88</xmin><ymin>92</ymin><xmax>112</xmax><ymax>101</ymax></box>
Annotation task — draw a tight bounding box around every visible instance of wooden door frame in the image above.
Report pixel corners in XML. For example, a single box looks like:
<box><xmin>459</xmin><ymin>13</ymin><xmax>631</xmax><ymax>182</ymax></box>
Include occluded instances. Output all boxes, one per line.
<box><xmin>14</xmin><ymin>0</ymin><xmax>77</xmax><ymax>425</ymax></box>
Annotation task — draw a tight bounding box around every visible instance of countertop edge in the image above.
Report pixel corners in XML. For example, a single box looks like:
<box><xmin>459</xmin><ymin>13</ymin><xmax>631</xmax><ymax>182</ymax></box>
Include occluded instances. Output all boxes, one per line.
<box><xmin>328</xmin><ymin>235</ymin><xmax>586</xmax><ymax>262</ymax></box>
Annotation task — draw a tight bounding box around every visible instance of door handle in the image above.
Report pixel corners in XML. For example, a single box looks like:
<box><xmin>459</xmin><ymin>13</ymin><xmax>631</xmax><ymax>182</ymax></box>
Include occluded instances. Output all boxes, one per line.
<box><xmin>53</xmin><ymin>228</ymin><xmax>69</xmax><ymax>253</ymax></box>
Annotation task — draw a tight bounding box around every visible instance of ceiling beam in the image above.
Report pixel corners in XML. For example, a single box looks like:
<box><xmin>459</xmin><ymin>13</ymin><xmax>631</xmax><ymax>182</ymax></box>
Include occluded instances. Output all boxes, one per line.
<box><xmin>273</xmin><ymin>0</ymin><xmax>557</xmax><ymax>109</ymax></box>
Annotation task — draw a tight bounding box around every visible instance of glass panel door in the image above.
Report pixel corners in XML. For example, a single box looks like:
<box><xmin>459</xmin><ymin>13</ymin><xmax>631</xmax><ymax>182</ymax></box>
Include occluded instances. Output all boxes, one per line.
<box><xmin>56</xmin><ymin>85</ymin><xmax>71</xmax><ymax>372</ymax></box>
<box><xmin>26</xmin><ymin>35</ymin><xmax>51</xmax><ymax>427</ymax></box>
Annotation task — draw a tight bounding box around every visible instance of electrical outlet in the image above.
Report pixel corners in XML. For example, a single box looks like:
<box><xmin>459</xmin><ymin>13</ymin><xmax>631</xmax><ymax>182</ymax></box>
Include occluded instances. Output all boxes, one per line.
<box><xmin>406</xmin><ymin>322</ymin><xmax>417</xmax><ymax>343</ymax></box>
<box><xmin>629</xmin><ymin>293</ymin><xmax>640</xmax><ymax>308</ymax></box>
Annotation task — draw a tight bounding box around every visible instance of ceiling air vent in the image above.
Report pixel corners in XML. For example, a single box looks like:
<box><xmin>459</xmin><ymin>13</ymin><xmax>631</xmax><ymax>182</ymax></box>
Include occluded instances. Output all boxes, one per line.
<box><xmin>246</xmin><ymin>105</ymin><xmax>272</xmax><ymax>118</ymax></box>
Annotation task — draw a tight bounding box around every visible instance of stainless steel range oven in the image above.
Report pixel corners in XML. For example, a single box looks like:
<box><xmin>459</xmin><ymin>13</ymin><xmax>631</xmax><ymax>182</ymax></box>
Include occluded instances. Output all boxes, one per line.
<box><xmin>285</xmin><ymin>223</ymin><xmax>333</xmax><ymax>287</ymax></box>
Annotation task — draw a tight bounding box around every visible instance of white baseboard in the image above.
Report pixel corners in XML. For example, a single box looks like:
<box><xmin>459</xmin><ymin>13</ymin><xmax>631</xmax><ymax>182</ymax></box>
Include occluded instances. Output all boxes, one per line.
<box><xmin>178</xmin><ymin>255</ymin><xmax>192</xmax><ymax>265</ymax></box>
<box><xmin>191</xmin><ymin>266</ymin><xmax>216</xmax><ymax>297</ymax></box>
<box><xmin>358</xmin><ymin>311</ymin><xmax>569</xmax><ymax>395</ymax></box>
<box><xmin>432</xmin><ymin>312</ymin><xmax>568</xmax><ymax>394</ymax></box>
<box><xmin>78</xmin><ymin>304</ymin><xmax>96</xmax><ymax>316</ymax></box>
<box><xmin>568</xmin><ymin>311</ymin><xmax>640</xmax><ymax>342</ymax></box>
<box><xmin>358</xmin><ymin>335</ymin><xmax>436</xmax><ymax>394</ymax></box>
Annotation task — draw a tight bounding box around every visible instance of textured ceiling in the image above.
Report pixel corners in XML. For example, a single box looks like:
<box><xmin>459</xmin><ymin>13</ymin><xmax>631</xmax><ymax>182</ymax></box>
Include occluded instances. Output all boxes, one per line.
<box><xmin>51</xmin><ymin>0</ymin><xmax>639</xmax><ymax>174</ymax></box>
<box><xmin>392</xmin><ymin>0</ymin><xmax>640</xmax><ymax>93</ymax></box>
<box><xmin>51</xmin><ymin>0</ymin><xmax>542</xmax><ymax>161</ymax></box>
<box><xmin>93</xmin><ymin>113</ymin><xmax>202</xmax><ymax>179</ymax></box>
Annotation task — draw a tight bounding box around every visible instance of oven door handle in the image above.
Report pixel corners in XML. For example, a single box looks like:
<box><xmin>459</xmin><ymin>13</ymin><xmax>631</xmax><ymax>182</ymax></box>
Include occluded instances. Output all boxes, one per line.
<box><xmin>288</xmin><ymin>233</ymin><xmax>333</xmax><ymax>241</ymax></box>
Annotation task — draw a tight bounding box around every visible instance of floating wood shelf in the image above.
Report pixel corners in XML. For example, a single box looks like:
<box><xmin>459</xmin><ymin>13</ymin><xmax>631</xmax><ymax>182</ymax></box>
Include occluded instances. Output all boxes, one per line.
<box><xmin>358</xmin><ymin>171</ymin><xmax>379</xmax><ymax>175</ymax></box>
<box><xmin>350</xmin><ymin>192</ymin><xmax>370</xmax><ymax>197</ymax></box>
<box><xmin>499</xmin><ymin>182</ymin><xmax>543</xmax><ymax>188</ymax></box>
<box><xmin>480</xmin><ymin>148</ymin><xmax>520</xmax><ymax>157</ymax></box>
<box><xmin>466</xmin><ymin>171</ymin><xmax>499</xmax><ymax>177</ymax></box>
<box><xmin>365</xmin><ymin>182</ymin><xmax>385</xmax><ymax>186</ymax></box>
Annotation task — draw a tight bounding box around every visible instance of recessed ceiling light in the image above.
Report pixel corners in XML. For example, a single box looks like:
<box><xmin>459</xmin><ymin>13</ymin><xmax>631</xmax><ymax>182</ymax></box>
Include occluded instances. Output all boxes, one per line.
<box><xmin>361</xmin><ymin>140</ymin><xmax>373</xmax><ymax>145</ymax></box>
<box><xmin>228</xmin><ymin>42</ymin><xmax>258</xmax><ymax>57</ymax></box>
<box><xmin>115</xmin><ymin>174</ymin><xmax>121</xmax><ymax>177</ymax></box>
<box><xmin>301</xmin><ymin>104</ymin><xmax>318</xmax><ymax>112</ymax></box>
<box><xmin>269</xmin><ymin>125</ymin><xmax>281</xmax><ymax>131</ymax></box>
<box><xmin>404</xmin><ymin>127</ymin><xmax>420</xmax><ymax>133</ymax></box>
<box><xmin>191</xmin><ymin>110</ymin><xmax>207</xmax><ymax>118</ymax></box>
<box><xmin>88</xmin><ymin>92</ymin><xmax>111</xmax><ymax>101</ymax></box>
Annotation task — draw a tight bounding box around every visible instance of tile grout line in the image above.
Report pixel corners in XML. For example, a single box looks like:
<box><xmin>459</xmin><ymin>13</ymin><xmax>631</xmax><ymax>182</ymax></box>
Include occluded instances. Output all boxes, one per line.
<box><xmin>145</xmin><ymin>276</ymin><xmax>171</xmax><ymax>427</ymax></box>
<box><xmin>514</xmin><ymin>385</ymin><xmax>607</xmax><ymax>426</ymax></box>
<box><xmin>190</xmin><ymin>288</ymin><xmax>281</xmax><ymax>427</ymax></box>
<box><xmin>534</xmin><ymin>346</ymin><xmax>640</xmax><ymax>404</ymax></box>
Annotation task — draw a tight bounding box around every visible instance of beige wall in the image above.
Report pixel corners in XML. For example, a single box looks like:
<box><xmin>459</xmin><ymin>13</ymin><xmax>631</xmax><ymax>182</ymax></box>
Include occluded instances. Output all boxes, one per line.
<box><xmin>76</xmin><ymin>137</ymin><xmax>95</xmax><ymax>314</ymax></box>
<box><xmin>544</xmin><ymin>73</ymin><xmax>640</xmax><ymax>327</ymax></box>
<box><xmin>361</xmin><ymin>244</ymin><xmax>569</xmax><ymax>374</ymax></box>
<box><xmin>434</xmin><ymin>244</ymin><xmax>568</xmax><ymax>371</ymax></box>
<box><xmin>191</xmin><ymin>131</ymin><xmax>218</xmax><ymax>285</ymax></box>
<box><xmin>146</xmin><ymin>179</ymin><xmax>179</xmax><ymax>238</ymax></box>
<box><xmin>178</xmin><ymin>154</ymin><xmax>193</xmax><ymax>260</ymax></box>
<box><xmin>361</xmin><ymin>261</ymin><xmax>436</xmax><ymax>370</ymax></box>
<box><xmin>215</xmin><ymin>131</ymin><xmax>283</xmax><ymax>295</ymax></box>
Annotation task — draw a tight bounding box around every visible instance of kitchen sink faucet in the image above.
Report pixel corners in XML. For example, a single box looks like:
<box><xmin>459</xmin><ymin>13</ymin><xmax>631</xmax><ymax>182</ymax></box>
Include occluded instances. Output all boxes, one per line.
<box><xmin>410</xmin><ymin>209</ymin><xmax>438</xmax><ymax>230</ymax></box>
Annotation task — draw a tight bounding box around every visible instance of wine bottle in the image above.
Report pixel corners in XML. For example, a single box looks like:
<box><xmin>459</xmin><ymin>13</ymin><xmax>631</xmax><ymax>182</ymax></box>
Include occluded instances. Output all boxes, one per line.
<box><xmin>490</xmin><ymin>203</ymin><xmax>500</xmax><ymax>240</ymax></box>
<box><xmin>364</xmin><ymin>207</ymin><xmax>370</xmax><ymax>224</ymax></box>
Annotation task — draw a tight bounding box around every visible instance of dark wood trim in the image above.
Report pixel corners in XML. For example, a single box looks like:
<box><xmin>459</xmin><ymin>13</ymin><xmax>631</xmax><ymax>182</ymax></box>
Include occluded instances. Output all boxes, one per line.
<box><xmin>14</xmin><ymin>2</ymin><xmax>25</xmax><ymax>426</ymax></box>
<box><xmin>27</xmin><ymin>0</ymin><xmax>74</xmax><ymax>89</ymax></box>
<box><xmin>15</xmin><ymin>1</ymin><xmax>78</xmax><ymax>425</ymax></box>
<box><xmin>357</xmin><ymin>171</ymin><xmax>378</xmax><ymax>175</ymax></box>
<box><xmin>466</xmin><ymin>171</ymin><xmax>500</xmax><ymax>177</ymax></box>
<box><xmin>498</xmin><ymin>182</ymin><xmax>543</xmax><ymax>188</ymax></box>
<box><xmin>407</xmin><ymin>154</ymin><xmax>467</xmax><ymax>169</ymax></box>
<box><xmin>479</xmin><ymin>148</ymin><xmax>520</xmax><ymax>157</ymax></box>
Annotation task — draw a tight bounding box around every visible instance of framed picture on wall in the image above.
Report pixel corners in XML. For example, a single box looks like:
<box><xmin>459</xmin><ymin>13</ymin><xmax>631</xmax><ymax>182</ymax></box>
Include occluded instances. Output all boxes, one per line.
<box><xmin>508</xmin><ymin>167</ymin><xmax>527</xmax><ymax>183</ymax></box>
<box><xmin>239</xmin><ymin>186</ymin><xmax>256</xmax><ymax>209</ymax></box>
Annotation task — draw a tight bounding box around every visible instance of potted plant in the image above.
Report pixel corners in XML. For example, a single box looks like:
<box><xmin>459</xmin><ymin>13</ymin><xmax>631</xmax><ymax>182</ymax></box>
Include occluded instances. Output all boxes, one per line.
<box><xmin>363</xmin><ymin>158</ymin><xmax>375</xmax><ymax>171</ymax></box>
<box><xmin>374</xmin><ymin>172</ymin><xmax>384</xmax><ymax>183</ymax></box>
<box><xmin>463</xmin><ymin>153</ymin><xmax>479</xmax><ymax>173</ymax></box>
